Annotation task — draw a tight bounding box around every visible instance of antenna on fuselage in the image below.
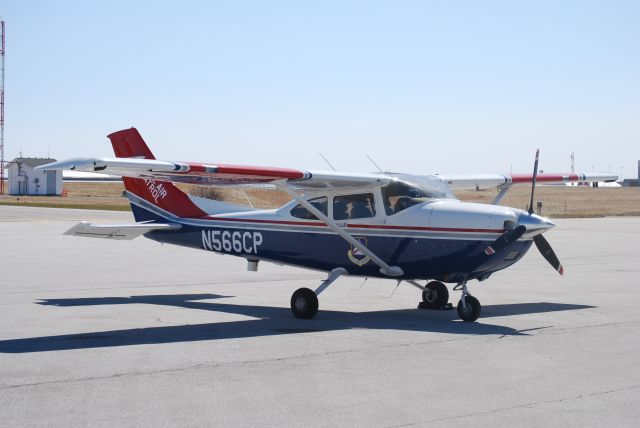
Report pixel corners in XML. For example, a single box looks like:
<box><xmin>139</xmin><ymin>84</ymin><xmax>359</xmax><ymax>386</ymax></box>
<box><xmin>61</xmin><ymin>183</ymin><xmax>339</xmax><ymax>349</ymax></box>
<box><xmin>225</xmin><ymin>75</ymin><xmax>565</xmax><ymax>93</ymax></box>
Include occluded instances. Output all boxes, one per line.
<box><xmin>366</xmin><ymin>155</ymin><xmax>384</xmax><ymax>173</ymax></box>
<box><xmin>318</xmin><ymin>152</ymin><xmax>336</xmax><ymax>171</ymax></box>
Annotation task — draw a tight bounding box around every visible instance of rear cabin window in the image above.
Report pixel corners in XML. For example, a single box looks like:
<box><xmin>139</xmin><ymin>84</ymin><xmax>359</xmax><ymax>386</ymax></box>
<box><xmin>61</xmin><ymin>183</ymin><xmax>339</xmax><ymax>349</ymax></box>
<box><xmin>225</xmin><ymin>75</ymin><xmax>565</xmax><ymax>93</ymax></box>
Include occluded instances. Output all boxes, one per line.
<box><xmin>290</xmin><ymin>197</ymin><xmax>328</xmax><ymax>220</ymax></box>
<box><xmin>333</xmin><ymin>193</ymin><xmax>376</xmax><ymax>220</ymax></box>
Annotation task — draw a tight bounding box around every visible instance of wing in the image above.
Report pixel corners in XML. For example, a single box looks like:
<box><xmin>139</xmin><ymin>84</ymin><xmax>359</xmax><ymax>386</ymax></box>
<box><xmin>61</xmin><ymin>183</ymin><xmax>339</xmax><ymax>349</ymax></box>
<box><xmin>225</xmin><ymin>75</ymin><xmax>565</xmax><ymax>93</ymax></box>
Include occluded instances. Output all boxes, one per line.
<box><xmin>37</xmin><ymin>157</ymin><xmax>390</xmax><ymax>190</ymax></box>
<box><xmin>64</xmin><ymin>221</ymin><xmax>181</xmax><ymax>240</ymax></box>
<box><xmin>438</xmin><ymin>172</ymin><xmax>618</xmax><ymax>189</ymax></box>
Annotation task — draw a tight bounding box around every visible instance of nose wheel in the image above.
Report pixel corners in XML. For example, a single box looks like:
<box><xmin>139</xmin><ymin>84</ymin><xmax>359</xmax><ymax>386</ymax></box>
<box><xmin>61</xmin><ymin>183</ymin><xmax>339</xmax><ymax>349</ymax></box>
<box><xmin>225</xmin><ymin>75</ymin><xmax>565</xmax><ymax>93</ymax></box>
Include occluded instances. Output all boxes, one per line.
<box><xmin>455</xmin><ymin>281</ymin><xmax>481</xmax><ymax>322</ymax></box>
<box><xmin>457</xmin><ymin>295</ymin><xmax>481</xmax><ymax>322</ymax></box>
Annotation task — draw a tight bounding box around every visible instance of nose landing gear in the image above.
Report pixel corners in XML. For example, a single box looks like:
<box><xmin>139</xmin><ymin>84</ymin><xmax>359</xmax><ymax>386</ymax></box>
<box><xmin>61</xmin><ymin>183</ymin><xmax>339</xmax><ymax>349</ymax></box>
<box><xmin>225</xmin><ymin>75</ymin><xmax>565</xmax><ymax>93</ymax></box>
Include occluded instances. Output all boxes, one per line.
<box><xmin>454</xmin><ymin>281</ymin><xmax>481</xmax><ymax>322</ymax></box>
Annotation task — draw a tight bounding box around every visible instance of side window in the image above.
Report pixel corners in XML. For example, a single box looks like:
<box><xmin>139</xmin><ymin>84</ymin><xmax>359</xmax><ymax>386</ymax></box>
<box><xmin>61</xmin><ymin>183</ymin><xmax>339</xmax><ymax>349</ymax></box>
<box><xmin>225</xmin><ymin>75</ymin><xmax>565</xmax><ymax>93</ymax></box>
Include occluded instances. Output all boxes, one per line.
<box><xmin>290</xmin><ymin>197</ymin><xmax>328</xmax><ymax>220</ymax></box>
<box><xmin>333</xmin><ymin>193</ymin><xmax>376</xmax><ymax>220</ymax></box>
<box><xmin>382</xmin><ymin>181</ymin><xmax>423</xmax><ymax>215</ymax></box>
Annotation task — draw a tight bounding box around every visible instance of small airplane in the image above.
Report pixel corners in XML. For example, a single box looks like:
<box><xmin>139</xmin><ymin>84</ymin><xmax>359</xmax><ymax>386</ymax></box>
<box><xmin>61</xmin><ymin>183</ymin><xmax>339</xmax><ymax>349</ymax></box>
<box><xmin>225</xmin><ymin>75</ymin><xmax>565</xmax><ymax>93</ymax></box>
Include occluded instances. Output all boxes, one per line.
<box><xmin>38</xmin><ymin>128</ymin><xmax>617</xmax><ymax>322</ymax></box>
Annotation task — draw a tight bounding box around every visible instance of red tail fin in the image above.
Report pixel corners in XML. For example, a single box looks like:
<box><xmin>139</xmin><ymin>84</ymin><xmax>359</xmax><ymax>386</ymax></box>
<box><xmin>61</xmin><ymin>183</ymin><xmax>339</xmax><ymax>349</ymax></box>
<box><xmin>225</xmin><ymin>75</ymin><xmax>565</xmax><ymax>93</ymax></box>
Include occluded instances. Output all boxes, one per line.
<box><xmin>108</xmin><ymin>128</ymin><xmax>156</xmax><ymax>159</ymax></box>
<box><xmin>107</xmin><ymin>128</ymin><xmax>207</xmax><ymax>218</ymax></box>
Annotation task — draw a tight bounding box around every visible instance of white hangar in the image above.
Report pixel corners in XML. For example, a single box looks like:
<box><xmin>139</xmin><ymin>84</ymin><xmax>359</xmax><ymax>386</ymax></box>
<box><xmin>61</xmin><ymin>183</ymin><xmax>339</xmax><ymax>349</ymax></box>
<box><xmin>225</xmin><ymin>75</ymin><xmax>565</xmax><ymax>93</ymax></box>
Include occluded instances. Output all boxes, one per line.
<box><xmin>7</xmin><ymin>157</ymin><xmax>63</xmax><ymax>195</ymax></box>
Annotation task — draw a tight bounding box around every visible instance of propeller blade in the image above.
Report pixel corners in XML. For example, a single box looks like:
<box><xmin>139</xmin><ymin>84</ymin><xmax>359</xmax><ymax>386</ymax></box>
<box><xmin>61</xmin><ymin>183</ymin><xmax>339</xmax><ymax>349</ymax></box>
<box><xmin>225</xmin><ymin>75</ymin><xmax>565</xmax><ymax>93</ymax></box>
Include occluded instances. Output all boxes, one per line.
<box><xmin>528</xmin><ymin>149</ymin><xmax>540</xmax><ymax>214</ymax></box>
<box><xmin>484</xmin><ymin>225</ymin><xmax>526</xmax><ymax>256</ymax></box>
<box><xmin>534</xmin><ymin>234</ymin><xmax>564</xmax><ymax>275</ymax></box>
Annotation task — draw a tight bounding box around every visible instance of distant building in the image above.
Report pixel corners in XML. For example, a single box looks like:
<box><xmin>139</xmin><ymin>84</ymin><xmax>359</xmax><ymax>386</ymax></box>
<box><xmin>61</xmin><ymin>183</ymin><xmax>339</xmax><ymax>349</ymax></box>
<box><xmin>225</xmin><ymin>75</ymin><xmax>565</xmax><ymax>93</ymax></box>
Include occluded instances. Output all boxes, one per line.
<box><xmin>7</xmin><ymin>157</ymin><xmax>63</xmax><ymax>195</ymax></box>
<box><xmin>620</xmin><ymin>161</ymin><xmax>640</xmax><ymax>187</ymax></box>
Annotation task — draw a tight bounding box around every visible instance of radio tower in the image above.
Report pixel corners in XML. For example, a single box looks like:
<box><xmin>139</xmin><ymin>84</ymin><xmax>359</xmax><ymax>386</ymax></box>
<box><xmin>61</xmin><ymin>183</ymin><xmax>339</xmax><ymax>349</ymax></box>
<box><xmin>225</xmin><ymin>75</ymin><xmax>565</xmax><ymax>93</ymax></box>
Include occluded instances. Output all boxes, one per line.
<box><xmin>570</xmin><ymin>152</ymin><xmax>575</xmax><ymax>174</ymax></box>
<box><xmin>0</xmin><ymin>20</ymin><xmax>5</xmax><ymax>195</ymax></box>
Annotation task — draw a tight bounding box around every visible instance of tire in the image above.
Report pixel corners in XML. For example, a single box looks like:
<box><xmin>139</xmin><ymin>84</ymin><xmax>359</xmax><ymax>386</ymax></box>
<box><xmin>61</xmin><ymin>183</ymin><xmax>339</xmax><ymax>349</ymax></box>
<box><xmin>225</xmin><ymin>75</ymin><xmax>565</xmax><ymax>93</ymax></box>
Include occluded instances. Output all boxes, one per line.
<box><xmin>291</xmin><ymin>288</ymin><xmax>319</xmax><ymax>319</ymax></box>
<box><xmin>421</xmin><ymin>281</ymin><xmax>449</xmax><ymax>309</ymax></box>
<box><xmin>457</xmin><ymin>295</ymin><xmax>481</xmax><ymax>322</ymax></box>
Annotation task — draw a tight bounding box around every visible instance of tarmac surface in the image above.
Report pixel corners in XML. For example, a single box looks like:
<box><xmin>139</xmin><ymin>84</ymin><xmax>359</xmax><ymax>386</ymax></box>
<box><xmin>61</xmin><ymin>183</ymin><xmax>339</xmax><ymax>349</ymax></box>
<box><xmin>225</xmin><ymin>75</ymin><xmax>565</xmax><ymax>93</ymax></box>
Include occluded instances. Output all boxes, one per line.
<box><xmin>1</xmin><ymin>205</ymin><xmax>639</xmax><ymax>427</ymax></box>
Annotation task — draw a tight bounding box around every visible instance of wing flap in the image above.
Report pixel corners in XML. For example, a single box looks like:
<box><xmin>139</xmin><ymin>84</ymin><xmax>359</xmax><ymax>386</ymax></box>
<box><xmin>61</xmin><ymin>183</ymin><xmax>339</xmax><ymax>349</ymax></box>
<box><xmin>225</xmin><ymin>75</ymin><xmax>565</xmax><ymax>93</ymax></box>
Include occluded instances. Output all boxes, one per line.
<box><xmin>64</xmin><ymin>221</ymin><xmax>181</xmax><ymax>240</ymax></box>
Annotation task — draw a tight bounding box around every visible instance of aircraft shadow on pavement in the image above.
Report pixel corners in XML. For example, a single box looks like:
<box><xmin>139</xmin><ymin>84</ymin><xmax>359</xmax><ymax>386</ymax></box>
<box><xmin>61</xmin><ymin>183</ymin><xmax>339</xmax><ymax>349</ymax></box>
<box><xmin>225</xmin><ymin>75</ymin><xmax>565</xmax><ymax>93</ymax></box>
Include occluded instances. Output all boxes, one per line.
<box><xmin>0</xmin><ymin>294</ymin><xmax>594</xmax><ymax>353</ymax></box>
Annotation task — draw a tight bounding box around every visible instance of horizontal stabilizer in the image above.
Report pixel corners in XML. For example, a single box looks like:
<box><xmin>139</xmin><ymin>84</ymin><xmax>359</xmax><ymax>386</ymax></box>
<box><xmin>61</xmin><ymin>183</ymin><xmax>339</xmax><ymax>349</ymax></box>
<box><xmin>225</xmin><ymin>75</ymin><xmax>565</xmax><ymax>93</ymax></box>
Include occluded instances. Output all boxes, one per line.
<box><xmin>64</xmin><ymin>221</ymin><xmax>181</xmax><ymax>240</ymax></box>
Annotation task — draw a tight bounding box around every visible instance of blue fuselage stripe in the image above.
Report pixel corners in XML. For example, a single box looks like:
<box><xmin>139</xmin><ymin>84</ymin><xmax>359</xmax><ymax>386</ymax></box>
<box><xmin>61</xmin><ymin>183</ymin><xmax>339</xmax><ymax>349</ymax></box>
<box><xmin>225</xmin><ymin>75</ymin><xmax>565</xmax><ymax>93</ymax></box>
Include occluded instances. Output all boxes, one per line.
<box><xmin>129</xmin><ymin>199</ymin><xmax>532</xmax><ymax>282</ymax></box>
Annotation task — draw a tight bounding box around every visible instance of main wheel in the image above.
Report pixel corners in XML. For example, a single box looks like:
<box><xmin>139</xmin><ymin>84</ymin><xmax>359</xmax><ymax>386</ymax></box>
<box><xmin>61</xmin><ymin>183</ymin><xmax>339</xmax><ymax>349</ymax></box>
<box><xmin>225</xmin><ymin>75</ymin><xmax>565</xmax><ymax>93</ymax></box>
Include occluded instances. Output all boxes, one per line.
<box><xmin>457</xmin><ymin>295</ymin><xmax>481</xmax><ymax>322</ymax></box>
<box><xmin>421</xmin><ymin>281</ymin><xmax>449</xmax><ymax>309</ymax></box>
<box><xmin>291</xmin><ymin>288</ymin><xmax>319</xmax><ymax>319</ymax></box>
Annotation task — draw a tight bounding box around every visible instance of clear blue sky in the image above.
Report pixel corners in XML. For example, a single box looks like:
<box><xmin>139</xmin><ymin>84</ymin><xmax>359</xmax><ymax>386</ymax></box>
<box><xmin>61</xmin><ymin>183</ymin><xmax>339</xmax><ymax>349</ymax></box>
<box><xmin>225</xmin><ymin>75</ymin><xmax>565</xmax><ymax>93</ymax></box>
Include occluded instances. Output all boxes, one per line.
<box><xmin>2</xmin><ymin>0</ymin><xmax>639</xmax><ymax>177</ymax></box>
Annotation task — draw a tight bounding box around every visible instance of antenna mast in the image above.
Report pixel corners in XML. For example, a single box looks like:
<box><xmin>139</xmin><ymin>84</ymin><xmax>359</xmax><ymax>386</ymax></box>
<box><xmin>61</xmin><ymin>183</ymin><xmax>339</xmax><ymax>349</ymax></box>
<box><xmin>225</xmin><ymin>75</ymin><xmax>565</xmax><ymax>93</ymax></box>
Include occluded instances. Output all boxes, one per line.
<box><xmin>366</xmin><ymin>155</ymin><xmax>384</xmax><ymax>173</ymax></box>
<box><xmin>0</xmin><ymin>20</ymin><xmax>5</xmax><ymax>194</ymax></box>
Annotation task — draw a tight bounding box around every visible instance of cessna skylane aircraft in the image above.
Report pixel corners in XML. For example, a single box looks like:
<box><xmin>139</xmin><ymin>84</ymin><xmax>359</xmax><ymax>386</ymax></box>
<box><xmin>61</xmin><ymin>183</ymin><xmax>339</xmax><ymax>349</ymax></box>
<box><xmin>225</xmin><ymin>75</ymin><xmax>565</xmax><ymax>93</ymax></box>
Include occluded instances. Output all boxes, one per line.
<box><xmin>38</xmin><ymin>128</ymin><xmax>617</xmax><ymax>322</ymax></box>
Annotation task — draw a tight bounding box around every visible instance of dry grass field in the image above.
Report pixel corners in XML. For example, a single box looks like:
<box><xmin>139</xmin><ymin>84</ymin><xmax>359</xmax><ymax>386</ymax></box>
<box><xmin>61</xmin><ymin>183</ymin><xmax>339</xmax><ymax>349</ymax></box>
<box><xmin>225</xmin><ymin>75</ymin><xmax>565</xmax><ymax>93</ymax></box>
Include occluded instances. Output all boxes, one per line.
<box><xmin>0</xmin><ymin>182</ymin><xmax>131</xmax><ymax>211</ymax></box>
<box><xmin>456</xmin><ymin>185</ymin><xmax>640</xmax><ymax>218</ymax></box>
<box><xmin>1</xmin><ymin>181</ymin><xmax>639</xmax><ymax>218</ymax></box>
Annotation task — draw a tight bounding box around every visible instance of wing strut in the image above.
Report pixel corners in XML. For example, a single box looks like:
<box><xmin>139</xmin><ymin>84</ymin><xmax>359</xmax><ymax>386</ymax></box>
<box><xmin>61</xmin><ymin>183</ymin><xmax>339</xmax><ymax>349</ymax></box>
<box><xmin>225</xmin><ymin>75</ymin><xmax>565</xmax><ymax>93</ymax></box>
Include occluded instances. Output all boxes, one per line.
<box><xmin>315</xmin><ymin>267</ymin><xmax>348</xmax><ymax>295</ymax></box>
<box><xmin>492</xmin><ymin>184</ymin><xmax>512</xmax><ymax>205</ymax></box>
<box><xmin>277</xmin><ymin>182</ymin><xmax>404</xmax><ymax>277</ymax></box>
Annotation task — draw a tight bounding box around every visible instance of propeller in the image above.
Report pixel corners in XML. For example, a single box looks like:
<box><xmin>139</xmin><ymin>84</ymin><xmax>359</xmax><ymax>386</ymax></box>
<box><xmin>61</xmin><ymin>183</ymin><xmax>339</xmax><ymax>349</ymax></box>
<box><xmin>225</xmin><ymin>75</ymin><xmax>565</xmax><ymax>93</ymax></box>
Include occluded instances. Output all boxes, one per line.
<box><xmin>528</xmin><ymin>149</ymin><xmax>539</xmax><ymax>214</ymax></box>
<box><xmin>527</xmin><ymin>149</ymin><xmax>564</xmax><ymax>275</ymax></box>
<box><xmin>484</xmin><ymin>149</ymin><xmax>564</xmax><ymax>275</ymax></box>
<box><xmin>534</xmin><ymin>234</ymin><xmax>564</xmax><ymax>275</ymax></box>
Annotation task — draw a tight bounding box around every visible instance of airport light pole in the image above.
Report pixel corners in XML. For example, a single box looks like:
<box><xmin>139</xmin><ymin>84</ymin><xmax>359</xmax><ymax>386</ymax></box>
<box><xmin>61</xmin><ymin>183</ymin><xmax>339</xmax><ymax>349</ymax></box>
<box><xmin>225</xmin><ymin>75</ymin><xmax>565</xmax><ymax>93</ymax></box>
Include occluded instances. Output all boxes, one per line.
<box><xmin>0</xmin><ymin>20</ymin><xmax>5</xmax><ymax>195</ymax></box>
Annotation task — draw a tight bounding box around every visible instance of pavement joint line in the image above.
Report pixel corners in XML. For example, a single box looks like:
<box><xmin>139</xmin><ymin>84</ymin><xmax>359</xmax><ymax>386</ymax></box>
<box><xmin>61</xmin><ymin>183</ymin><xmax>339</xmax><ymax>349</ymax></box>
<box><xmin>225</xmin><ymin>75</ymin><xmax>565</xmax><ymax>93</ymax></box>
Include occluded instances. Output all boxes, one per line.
<box><xmin>527</xmin><ymin>320</ymin><xmax>640</xmax><ymax>336</ymax></box>
<box><xmin>389</xmin><ymin>383</ymin><xmax>640</xmax><ymax>427</ymax></box>
<box><xmin>0</xmin><ymin>332</ymin><xmax>503</xmax><ymax>392</ymax></box>
<box><xmin>3</xmin><ymin>319</ymin><xmax>636</xmax><ymax>392</ymax></box>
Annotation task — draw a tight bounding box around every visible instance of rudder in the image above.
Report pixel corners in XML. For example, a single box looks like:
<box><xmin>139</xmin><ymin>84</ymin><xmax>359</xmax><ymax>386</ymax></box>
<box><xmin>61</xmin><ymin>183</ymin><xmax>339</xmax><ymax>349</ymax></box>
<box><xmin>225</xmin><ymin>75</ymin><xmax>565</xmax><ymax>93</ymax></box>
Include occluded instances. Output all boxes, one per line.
<box><xmin>107</xmin><ymin>128</ymin><xmax>207</xmax><ymax>218</ymax></box>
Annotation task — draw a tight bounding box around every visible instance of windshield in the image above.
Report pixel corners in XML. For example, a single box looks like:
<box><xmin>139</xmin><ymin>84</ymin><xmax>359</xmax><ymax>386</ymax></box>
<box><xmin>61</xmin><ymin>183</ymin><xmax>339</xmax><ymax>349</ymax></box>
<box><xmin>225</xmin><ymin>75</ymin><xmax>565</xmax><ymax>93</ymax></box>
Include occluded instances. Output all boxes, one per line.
<box><xmin>381</xmin><ymin>174</ymin><xmax>455</xmax><ymax>215</ymax></box>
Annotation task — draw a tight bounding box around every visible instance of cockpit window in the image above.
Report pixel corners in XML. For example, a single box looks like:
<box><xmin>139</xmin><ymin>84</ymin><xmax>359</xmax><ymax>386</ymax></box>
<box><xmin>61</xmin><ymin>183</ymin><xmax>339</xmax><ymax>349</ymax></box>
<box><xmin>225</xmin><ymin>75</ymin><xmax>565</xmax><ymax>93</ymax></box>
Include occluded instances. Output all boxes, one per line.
<box><xmin>381</xmin><ymin>180</ymin><xmax>434</xmax><ymax>215</ymax></box>
<box><xmin>367</xmin><ymin>174</ymin><xmax>453</xmax><ymax>216</ymax></box>
<box><xmin>333</xmin><ymin>193</ymin><xmax>376</xmax><ymax>220</ymax></box>
<box><xmin>290</xmin><ymin>197</ymin><xmax>328</xmax><ymax>220</ymax></box>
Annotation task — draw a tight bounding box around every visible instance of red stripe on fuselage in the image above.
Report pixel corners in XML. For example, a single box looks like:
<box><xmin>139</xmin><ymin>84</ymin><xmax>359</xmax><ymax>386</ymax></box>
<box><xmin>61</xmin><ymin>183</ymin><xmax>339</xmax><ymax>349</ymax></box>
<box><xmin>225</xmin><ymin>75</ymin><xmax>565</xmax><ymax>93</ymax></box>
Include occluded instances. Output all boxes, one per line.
<box><xmin>186</xmin><ymin>216</ymin><xmax>505</xmax><ymax>234</ymax></box>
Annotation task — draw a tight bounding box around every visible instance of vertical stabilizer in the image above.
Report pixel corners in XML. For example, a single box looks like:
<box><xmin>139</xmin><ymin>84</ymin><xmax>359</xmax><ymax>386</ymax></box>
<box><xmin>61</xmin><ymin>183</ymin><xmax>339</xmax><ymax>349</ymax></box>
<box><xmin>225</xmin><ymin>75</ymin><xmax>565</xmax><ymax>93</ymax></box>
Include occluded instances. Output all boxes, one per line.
<box><xmin>107</xmin><ymin>128</ymin><xmax>206</xmax><ymax>219</ymax></box>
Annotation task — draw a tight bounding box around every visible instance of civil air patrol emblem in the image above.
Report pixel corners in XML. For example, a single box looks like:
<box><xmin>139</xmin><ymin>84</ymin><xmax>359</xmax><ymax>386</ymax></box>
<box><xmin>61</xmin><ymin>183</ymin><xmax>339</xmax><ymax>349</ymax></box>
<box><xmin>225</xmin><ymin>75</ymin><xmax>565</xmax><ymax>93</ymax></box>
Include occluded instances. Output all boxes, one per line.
<box><xmin>348</xmin><ymin>237</ymin><xmax>371</xmax><ymax>266</ymax></box>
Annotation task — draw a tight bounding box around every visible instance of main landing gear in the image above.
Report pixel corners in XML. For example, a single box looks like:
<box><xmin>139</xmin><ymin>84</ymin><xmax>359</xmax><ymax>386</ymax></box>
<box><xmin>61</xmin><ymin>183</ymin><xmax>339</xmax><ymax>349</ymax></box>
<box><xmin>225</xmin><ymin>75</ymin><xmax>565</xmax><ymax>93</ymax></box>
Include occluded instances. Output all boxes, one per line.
<box><xmin>290</xmin><ymin>288</ymin><xmax>318</xmax><ymax>319</ymax></box>
<box><xmin>290</xmin><ymin>268</ymin><xmax>347</xmax><ymax>319</ymax></box>
<box><xmin>419</xmin><ymin>281</ymin><xmax>450</xmax><ymax>309</ymax></box>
